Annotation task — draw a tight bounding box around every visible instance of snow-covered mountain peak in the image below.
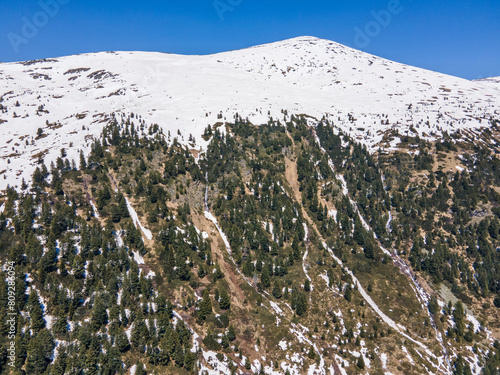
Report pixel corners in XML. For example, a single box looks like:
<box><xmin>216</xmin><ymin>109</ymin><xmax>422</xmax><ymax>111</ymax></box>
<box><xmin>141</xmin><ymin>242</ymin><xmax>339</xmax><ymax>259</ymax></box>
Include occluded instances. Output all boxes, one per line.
<box><xmin>0</xmin><ymin>37</ymin><xmax>499</xmax><ymax>191</ymax></box>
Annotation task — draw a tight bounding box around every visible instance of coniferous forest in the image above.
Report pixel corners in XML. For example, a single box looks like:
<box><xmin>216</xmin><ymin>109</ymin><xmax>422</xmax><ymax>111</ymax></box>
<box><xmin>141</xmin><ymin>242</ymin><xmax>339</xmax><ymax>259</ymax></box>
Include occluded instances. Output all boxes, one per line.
<box><xmin>1</xmin><ymin>112</ymin><xmax>500</xmax><ymax>374</ymax></box>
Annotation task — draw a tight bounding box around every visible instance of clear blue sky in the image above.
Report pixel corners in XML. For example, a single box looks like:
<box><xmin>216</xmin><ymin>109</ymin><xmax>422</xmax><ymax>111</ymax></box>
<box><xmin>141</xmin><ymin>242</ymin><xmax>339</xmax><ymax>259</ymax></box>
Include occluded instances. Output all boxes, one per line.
<box><xmin>1</xmin><ymin>0</ymin><xmax>499</xmax><ymax>80</ymax></box>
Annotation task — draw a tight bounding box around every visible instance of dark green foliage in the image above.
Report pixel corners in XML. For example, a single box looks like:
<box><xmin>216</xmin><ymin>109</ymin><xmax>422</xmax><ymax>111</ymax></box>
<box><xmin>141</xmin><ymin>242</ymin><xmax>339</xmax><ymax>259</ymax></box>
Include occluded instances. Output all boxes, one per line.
<box><xmin>198</xmin><ymin>289</ymin><xmax>212</xmax><ymax>320</ymax></box>
<box><xmin>227</xmin><ymin>325</ymin><xmax>236</xmax><ymax>341</ymax></box>
<box><xmin>28</xmin><ymin>291</ymin><xmax>45</xmax><ymax>333</ymax></box>
<box><xmin>26</xmin><ymin>329</ymin><xmax>54</xmax><ymax>374</ymax></box>
<box><xmin>304</xmin><ymin>278</ymin><xmax>310</xmax><ymax>292</ymax></box>
<box><xmin>291</xmin><ymin>288</ymin><xmax>308</xmax><ymax>316</ymax></box>
<box><xmin>219</xmin><ymin>287</ymin><xmax>231</xmax><ymax>310</ymax></box>
<box><xmin>356</xmin><ymin>355</ymin><xmax>365</xmax><ymax>370</ymax></box>
<box><xmin>90</xmin><ymin>299</ymin><xmax>108</xmax><ymax>332</ymax></box>
<box><xmin>272</xmin><ymin>280</ymin><xmax>282</xmax><ymax>299</ymax></box>
<box><xmin>115</xmin><ymin>331</ymin><xmax>130</xmax><ymax>353</ymax></box>
<box><xmin>202</xmin><ymin>331</ymin><xmax>221</xmax><ymax>351</ymax></box>
<box><xmin>453</xmin><ymin>301</ymin><xmax>466</xmax><ymax>338</ymax></box>
<box><xmin>344</xmin><ymin>284</ymin><xmax>352</xmax><ymax>302</ymax></box>
<box><xmin>428</xmin><ymin>296</ymin><xmax>439</xmax><ymax>315</ymax></box>
<box><xmin>363</xmin><ymin>241</ymin><xmax>374</xmax><ymax>260</ymax></box>
<box><xmin>307</xmin><ymin>345</ymin><xmax>316</xmax><ymax>359</ymax></box>
<box><xmin>0</xmin><ymin>114</ymin><xmax>497</xmax><ymax>374</ymax></box>
<box><xmin>494</xmin><ymin>296</ymin><xmax>500</xmax><ymax>308</ymax></box>
<box><xmin>136</xmin><ymin>362</ymin><xmax>146</xmax><ymax>375</ymax></box>
<box><xmin>261</xmin><ymin>266</ymin><xmax>271</xmax><ymax>289</ymax></box>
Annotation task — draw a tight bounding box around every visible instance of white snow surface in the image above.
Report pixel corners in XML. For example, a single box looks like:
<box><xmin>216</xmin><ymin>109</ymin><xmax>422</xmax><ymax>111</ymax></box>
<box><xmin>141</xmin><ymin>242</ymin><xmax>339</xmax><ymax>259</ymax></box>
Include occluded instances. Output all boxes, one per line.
<box><xmin>89</xmin><ymin>201</ymin><xmax>100</xmax><ymax>218</ymax></box>
<box><xmin>132</xmin><ymin>251</ymin><xmax>145</xmax><ymax>265</ymax></box>
<box><xmin>125</xmin><ymin>197</ymin><xmax>153</xmax><ymax>240</ymax></box>
<box><xmin>1</xmin><ymin>36</ymin><xmax>500</xmax><ymax>190</ymax></box>
<box><xmin>204</xmin><ymin>210</ymin><xmax>231</xmax><ymax>255</ymax></box>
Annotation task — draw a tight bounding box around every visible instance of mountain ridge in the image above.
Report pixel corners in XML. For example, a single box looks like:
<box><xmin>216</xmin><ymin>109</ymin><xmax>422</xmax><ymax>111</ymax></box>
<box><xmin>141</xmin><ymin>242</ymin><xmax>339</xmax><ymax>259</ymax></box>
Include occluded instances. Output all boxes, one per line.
<box><xmin>0</xmin><ymin>36</ymin><xmax>499</xmax><ymax>191</ymax></box>
<box><xmin>1</xmin><ymin>36</ymin><xmax>500</xmax><ymax>375</ymax></box>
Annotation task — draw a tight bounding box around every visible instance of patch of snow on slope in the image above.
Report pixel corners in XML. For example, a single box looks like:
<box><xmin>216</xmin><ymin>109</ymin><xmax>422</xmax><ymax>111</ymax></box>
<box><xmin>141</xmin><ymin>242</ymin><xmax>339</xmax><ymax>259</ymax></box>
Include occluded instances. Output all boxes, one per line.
<box><xmin>132</xmin><ymin>251</ymin><xmax>145</xmax><ymax>265</ymax></box>
<box><xmin>1</xmin><ymin>37</ymin><xmax>499</xmax><ymax>191</ymax></box>
<box><xmin>125</xmin><ymin>197</ymin><xmax>153</xmax><ymax>240</ymax></box>
<box><xmin>89</xmin><ymin>201</ymin><xmax>100</xmax><ymax>218</ymax></box>
<box><xmin>279</xmin><ymin>339</ymin><xmax>288</xmax><ymax>350</ymax></box>
<box><xmin>323</xmin><ymin>241</ymin><xmax>435</xmax><ymax>356</ymax></box>
<box><xmin>402</xmin><ymin>346</ymin><xmax>415</xmax><ymax>365</ymax></box>
<box><xmin>199</xmin><ymin>351</ymin><xmax>231</xmax><ymax>375</ymax></box>
<box><xmin>204</xmin><ymin>210</ymin><xmax>231</xmax><ymax>255</ymax></box>
<box><xmin>379</xmin><ymin>352</ymin><xmax>388</xmax><ymax>370</ymax></box>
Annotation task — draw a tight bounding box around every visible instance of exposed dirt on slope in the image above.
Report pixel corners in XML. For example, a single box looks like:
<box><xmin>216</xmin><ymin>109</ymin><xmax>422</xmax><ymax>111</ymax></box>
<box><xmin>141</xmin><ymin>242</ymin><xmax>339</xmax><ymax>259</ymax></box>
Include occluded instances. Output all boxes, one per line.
<box><xmin>191</xmin><ymin>213</ymin><xmax>247</xmax><ymax>312</ymax></box>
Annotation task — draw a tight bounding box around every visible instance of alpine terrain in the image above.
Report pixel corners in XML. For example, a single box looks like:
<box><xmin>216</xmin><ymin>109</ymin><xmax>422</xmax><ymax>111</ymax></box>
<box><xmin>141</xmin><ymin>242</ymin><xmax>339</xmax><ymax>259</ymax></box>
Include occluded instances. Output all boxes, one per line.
<box><xmin>0</xmin><ymin>36</ymin><xmax>500</xmax><ymax>375</ymax></box>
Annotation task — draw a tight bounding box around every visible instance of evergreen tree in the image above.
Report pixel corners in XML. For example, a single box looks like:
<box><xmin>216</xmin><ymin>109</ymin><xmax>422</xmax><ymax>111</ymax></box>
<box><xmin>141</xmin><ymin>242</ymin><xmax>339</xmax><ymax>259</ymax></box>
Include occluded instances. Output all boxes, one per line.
<box><xmin>72</xmin><ymin>255</ymin><xmax>85</xmax><ymax>279</ymax></box>
<box><xmin>363</xmin><ymin>241</ymin><xmax>374</xmax><ymax>259</ymax></box>
<box><xmin>344</xmin><ymin>284</ymin><xmax>352</xmax><ymax>302</ymax></box>
<box><xmin>118</xmin><ymin>194</ymin><xmax>130</xmax><ymax>218</ymax></box>
<box><xmin>26</xmin><ymin>329</ymin><xmax>54</xmax><ymax>374</ymax></box>
<box><xmin>428</xmin><ymin>296</ymin><xmax>439</xmax><ymax>315</ymax></box>
<box><xmin>219</xmin><ymin>287</ymin><xmax>231</xmax><ymax>310</ymax></box>
<box><xmin>198</xmin><ymin>289</ymin><xmax>212</xmax><ymax>320</ymax></box>
<box><xmin>110</xmin><ymin>204</ymin><xmax>121</xmax><ymax>223</ymax></box>
<box><xmin>296</xmin><ymin>292</ymin><xmax>308</xmax><ymax>316</ymax></box>
<box><xmin>79</xmin><ymin>151</ymin><xmax>87</xmax><ymax>170</ymax></box>
<box><xmin>292</xmin><ymin>233</ymin><xmax>301</xmax><ymax>260</ymax></box>
<box><xmin>28</xmin><ymin>291</ymin><xmax>45</xmax><ymax>333</ymax></box>
<box><xmin>272</xmin><ymin>280</ymin><xmax>282</xmax><ymax>299</ymax></box>
<box><xmin>354</xmin><ymin>216</ymin><xmax>365</xmax><ymax>246</ymax></box>
<box><xmin>357</xmin><ymin>355</ymin><xmax>365</xmax><ymax>370</ymax></box>
<box><xmin>260</xmin><ymin>266</ymin><xmax>271</xmax><ymax>289</ymax></box>
<box><xmin>115</xmin><ymin>331</ymin><xmax>130</xmax><ymax>352</ymax></box>
<box><xmin>227</xmin><ymin>325</ymin><xmax>236</xmax><ymax>342</ymax></box>
<box><xmin>304</xmin><ymin>279</ymin><xmax>311</xmax><ymax>292</ymax></box>
<box><xmin>453</xmin><ymin>301</ymin><xmax>465</xmax><ymax>337</ymax></box>
<box><xmin>136</xmin><ymin>362</ymin><xmax>146</xmax><ymax>375</ymax></box>
<box><xmin>91</xmin><ymin>299</ymin><xmax>108</xmax><ymax>332</ymax></box>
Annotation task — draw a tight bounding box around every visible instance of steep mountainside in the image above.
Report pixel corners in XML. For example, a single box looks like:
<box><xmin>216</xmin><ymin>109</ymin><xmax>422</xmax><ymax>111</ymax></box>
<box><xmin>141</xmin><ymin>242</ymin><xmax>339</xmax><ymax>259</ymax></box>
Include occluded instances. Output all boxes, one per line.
<box><xmin>1</xmin><ymin>36</ymin><xmax>499</xmax><ymax>191</ymax></box>
<box><xmin>0</xmin><ymin>38</ymin><xmax>500</xmax><ymax>375</ymax></box>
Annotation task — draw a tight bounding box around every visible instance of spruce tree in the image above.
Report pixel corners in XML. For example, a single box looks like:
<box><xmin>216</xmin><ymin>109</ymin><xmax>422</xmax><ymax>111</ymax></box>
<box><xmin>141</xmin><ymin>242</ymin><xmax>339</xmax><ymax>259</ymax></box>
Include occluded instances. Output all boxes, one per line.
<box><xmin>261</xmin><ymin>266</ymin><xmax>271</xmax><ymax>288</ymax></box>
<box><xmin>219</xmin><ymin>287</ymin><xmax>231</xmax><ymax>310</ymax></box>
<box><xmin>363</xmin><ymin>241</ymin><xmax>374</xmax><ymax>259</ymax></box>
<box><xmin>453</xmin><ymin>301</ymin><xmax>465</xmax><ymax>337</ymax></box>
<box><xmin>79</xmin><ymin>151</ymin><xmax>87</xmax><ymax>170</ymax></box>
<box><xmin>272</xmin><ymin>280</ymin><xmax>282</xmax><ymax>299</ymax></box>
<box><xmin>198</xmin><ymin>289</ymin><xmax>212</xmax><ymax>320</ymax></box>
<box><xmin>28</xmin><ymin>291</ymin><xmax>45</xmax><ymax>333</ymax></box>
<box><xmin>292</xmin><ymin>233</ymin><xmax>301</xmax><ymax>260</ymax></box>
<box><xmin>344</xmin><ymin>284</ymin><xmax>352</xmax><ymax>302</ymax></box>
<box><xmin>136</xmin><ymin>362</ymin><xmax>146</xmax><ymax>375</ymax></box>
<box><xmin>296</xmin><ymin>292</ymin><xmax>308</xmax><ymax>316</ymax></box>
<box><xmin>308</xmin><ymin>345</ymin><xmax>316</xmax><ymax>359</ymax></box>
<box><xmin>304</xmin><ymin>279</ymin><xmax>311</xmax><ymax>292</ymax></box>
<box><xmin>357</xmin><ymin>355</ymin><xmax>365</xmax><ymax>369</ymax></box>
<box><xmin>118</xmin><ymin>195</ymin><xmax>130</xmax><ymax>218</ymax></box>
<box><xmin>116</xmin><ymin>331</ymin><xmax>130</xmax><ymax>352</ymax></box>
<box><xmin>227</xmin><ymin>325</ymin><xmax>236</xmax><ymax>341</ymax></box>
<box><xmin>91</xmin><ymin>299</ymin><xmax>108</xmax><ymax>332</ymax></box>
<box><xmin>72</xmin><ymin>255</ymin><xmax>85</xmax><ymax>279</ymax></box>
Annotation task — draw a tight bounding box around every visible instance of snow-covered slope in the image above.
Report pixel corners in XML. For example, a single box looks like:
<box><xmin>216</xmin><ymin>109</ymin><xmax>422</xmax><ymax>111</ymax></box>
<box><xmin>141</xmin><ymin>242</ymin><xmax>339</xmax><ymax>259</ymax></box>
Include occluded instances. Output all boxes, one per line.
<box><xmin>1</xmin><ymin>36</ymin><xmax>499</xmax><ymax>191</ymax></box>
<box><xmin>475</xmin><ymin>77</ymin><xmax>500</xmax><ymax>91</ymax></box>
